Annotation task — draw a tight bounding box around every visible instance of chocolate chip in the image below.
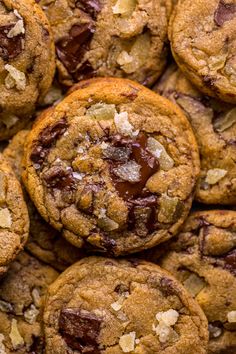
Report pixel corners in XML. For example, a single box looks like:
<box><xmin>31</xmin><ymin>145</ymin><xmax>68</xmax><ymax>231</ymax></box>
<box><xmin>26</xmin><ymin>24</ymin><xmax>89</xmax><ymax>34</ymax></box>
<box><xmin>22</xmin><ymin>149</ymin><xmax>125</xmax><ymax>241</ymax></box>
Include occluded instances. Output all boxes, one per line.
<box><xmin>203</xmin><ymin>75</ymin><xmax>217</xmax><ymax>88</ymax></box>
<box><xmin>0</xmin><ymin>24</ymin><xmax>24</xmax><ymax>60</ymax></box>
<box><xmin>30</xmin><ymin>118</ymin><xmax>68</xmax><ymax>167</ymax></box>
<box><xmin>56</xmin><ymin>23</ymin><xmax>95</xmax><ymax>77</ymax></box>
<box><xmin>76</xmin><ymin>0</ymin><xmax>102</xmax><ymax>20</ymax></box>
<box><xmin>121</xmin><ymin>86</ymin><xmax>139</xmax><ymax>101</ymax></box>
<box><xmin>214</xmin><ymin>0</ymin><xmax>236</xmax><ymax>26</ymax></box>
<box><xmin>100</xmin><ymin>236</ymin><xmax>117</xmax><ymax>255</ymax></box>
<box><xmin>43</xmin><ymin>166</ymin><xmax>76</xmax><ymax>190</ymax></box>
<box><xmin>59</xmin><ymin>308</ymin><xmax>101</xmax><ymax>353</ymax></box>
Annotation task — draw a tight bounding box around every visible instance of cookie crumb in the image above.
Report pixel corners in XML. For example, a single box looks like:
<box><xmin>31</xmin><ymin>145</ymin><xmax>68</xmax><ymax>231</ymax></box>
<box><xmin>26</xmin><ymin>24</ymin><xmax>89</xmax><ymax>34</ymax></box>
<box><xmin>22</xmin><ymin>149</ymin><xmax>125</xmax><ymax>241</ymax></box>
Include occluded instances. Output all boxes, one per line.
<box><xmin>119</xmin><ymin>331</ymin><xmax>136</xmax><ymax>352</ymax></box>
<box><xmin>9</xmin><ymin>319</ymin><xmax>24</xmax><ymax>349</ymax></box>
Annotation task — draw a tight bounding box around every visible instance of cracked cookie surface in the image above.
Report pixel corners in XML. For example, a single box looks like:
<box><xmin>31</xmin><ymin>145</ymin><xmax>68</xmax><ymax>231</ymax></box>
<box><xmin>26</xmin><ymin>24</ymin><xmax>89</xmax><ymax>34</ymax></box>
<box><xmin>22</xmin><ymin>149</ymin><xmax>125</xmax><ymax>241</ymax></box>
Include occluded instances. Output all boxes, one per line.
<box><xmin>151</xmin><ymin>210</ymin><xmax>236</xmax><ymax>354</ymax></box>
<box><xmin>22</xmin><ymin>78</ymin><xmax>200</xmax><ymax>255</ymax></box>
<box><xmin>3</xmin><ymin>129</ymin><xmax>84</xmax><ymax>271</ymax></box>
<box><xmin>154</xmin><ymin>64</ymin><xmax>236</xmax><ymax>205</ymax></box>
<box><xmin>0</xmin><ymin>0</ymin><xmax>55</xmax><ymax>140</ymax></box>
<box><xmin>0</xmin><ymin>153</ymin><xmax>29</xmax><ymax>275</ymax></box>
<box><xmin>0</xmin><ymin>251</ymin><xmax>58</xmax><ymax>354</ymax></box>
<box><xmin>44</xmin><ymin>256</ymin><xmax>208</xmax><ymax>354</ymax></box>
<box><xmin>36</xmin><ymin>0</ymin><xmax>171</xmax><ymax>87</ymax></box>
<box><xmin>169</xmin><ymin>0</ymin><xmax>236</xmax><ymax>103</ymax></box>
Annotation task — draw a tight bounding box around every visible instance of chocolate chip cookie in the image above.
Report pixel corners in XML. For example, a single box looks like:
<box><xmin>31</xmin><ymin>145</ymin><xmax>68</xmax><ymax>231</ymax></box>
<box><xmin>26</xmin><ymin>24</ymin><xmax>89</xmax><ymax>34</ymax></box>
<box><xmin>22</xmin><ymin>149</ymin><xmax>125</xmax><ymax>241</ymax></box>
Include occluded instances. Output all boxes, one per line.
<box><xmin>22</xmin><ymin>78</ymin><xmax>200</xmax><ymax>255</ymax></box>
<box><xmin>3</xmin><ymin>129</ymin><xmax>85</xmax><ymax>271</ymax></box>
<box><xmin>169</xmin><ymin>0</ymin><xmax>236</xmax><ymax>103</ymax></box>
<box><xmin>0</xmin><ymin>251</ymin><xmax>58</xmax><ymax>353</ymax></box>
<box><xmin>0</xmin><ymin>153</ymin><xmax>29</xmax><ymax>275</ymax></box>
<box><xmin>0</xmin><ymin>0</ymin><xmax>55</xmax><ymax>140</ymax></box>
<box><xmin>152</xmin><ymin>210</ymin><xmax>236</xmax><ymax>353</ymax></box>
<box><xmin>154</xmin><ymin>64</ymin><xmax>236</xmax><ymax>205</ymax></box>
<box><xmin>44</xmin><ymin>256</ymin><xmax>208</xmax><ymax>354</ymax></box>
<box><xmin>37</xmin><ymin>0</ymin><xmax>171</xmax><ymax>87</ymax></box>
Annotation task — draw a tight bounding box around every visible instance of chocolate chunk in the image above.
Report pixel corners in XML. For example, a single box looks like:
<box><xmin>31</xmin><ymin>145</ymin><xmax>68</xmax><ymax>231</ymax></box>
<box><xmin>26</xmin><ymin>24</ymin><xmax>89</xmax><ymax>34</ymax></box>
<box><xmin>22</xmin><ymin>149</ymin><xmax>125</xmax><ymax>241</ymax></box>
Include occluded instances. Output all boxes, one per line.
<box><xmin>108</xmin><ymin>133</ymin><xmax>159</xmax><ymax>201</ymax></box>
<box><xmin>74</xmin><ymin>60</ymin><xmax>96</xmax><ymax>82</ymax></box>
<box><xmin>214</xmin><ymin>0</ymin><xmax>236</xmax><ymax>26</ymax></box>
<box><xmin>160</xmin><ymin>277</ymin><xmax>176</xmax><ymax>296</ymax></box>
<box><xmin>59</xmin><ymin>308</ymin><xmax>101</xmax><ymax>353</ymax></box>
<box><xmin>224</xmin><ymin>248</ymin><xmax>236</xmax><ymax>274</ymax></box>
<box><xmin>56</xmin><ymin>23</ymin><xmax>95</xmax><ymax>76</ymax></box>
<box><xmin>43</xmin><ymin>166</ymin><xmax>76</xmax><ymax>190</ymax></box>
<box><xmin>0</xmin><ymin>24</ymin><xmax>24</xmax><ymax>60</ymax></box>
<box><xmin>29</xmin><ymin>335</ymin><xmax>44</xmax><ymax>354</ymax></box>
<box><xmin>76</xmin><ymin>0</ymin><xmax>102</xmax><ymax>20</ymax></box>
<box><xmin>30</xmin><ymin>118</ymin><xmax>68</xmax><ymax>167</ymax></box>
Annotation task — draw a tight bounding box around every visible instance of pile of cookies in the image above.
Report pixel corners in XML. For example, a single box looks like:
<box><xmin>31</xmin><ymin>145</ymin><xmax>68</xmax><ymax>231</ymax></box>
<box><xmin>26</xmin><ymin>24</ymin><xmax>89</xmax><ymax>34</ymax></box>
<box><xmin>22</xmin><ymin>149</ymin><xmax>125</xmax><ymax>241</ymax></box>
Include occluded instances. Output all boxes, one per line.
<box><xmin>0</xmin><ymin>0</ymin><xmax>235</xmax><ymax>353</ymax></box>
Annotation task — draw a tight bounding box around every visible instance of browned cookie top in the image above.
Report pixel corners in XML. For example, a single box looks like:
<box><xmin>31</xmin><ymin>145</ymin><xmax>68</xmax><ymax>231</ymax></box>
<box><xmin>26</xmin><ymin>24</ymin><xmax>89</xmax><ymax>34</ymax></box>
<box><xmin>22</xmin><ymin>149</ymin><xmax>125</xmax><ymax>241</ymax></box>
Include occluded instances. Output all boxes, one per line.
<box><xmin>37</xmin><ymin>0</ymin><xmax>171</xmax><ymax>86</ymax></box>
<box><xmin>44</xmin><ymin>257</ymin><xmax>208</xmax><ymax>354</ymax></box>
<box><xmin>154</xmin><ymin>210</ymin><xmax>236</xmax><ymax>354</ymax></box>
<box><xmin>22</xmin><ymin>78</ymin><xmax>200</xmax><ymax>255</ymax></box>
<box><xmin>0</xmin><ymin>153</ymin><xmax>29</xmax><ymax>275</ymax></box>
<box><xmin>169</xmin><ymin>0</ymin><xmax>236</xmax><ymax>103</ymax></box>
<box><xmin>154</xmin><ymin>64</ymin><xmax>236</xmax><ymax>205</ymax></box>
<box><xmin>3</xmin><ymin>129</ymin><xmax>85</xmax><ymax>271</ymax></box>
<box><xmin>0</xmin><ymin>0</ymin><xmax>55</xmax><ymax>140</ymax></box>
<box><xmin>0</xmin><ymin>252</ymin><xmax>58</xmax><ymax>354</ymax></box>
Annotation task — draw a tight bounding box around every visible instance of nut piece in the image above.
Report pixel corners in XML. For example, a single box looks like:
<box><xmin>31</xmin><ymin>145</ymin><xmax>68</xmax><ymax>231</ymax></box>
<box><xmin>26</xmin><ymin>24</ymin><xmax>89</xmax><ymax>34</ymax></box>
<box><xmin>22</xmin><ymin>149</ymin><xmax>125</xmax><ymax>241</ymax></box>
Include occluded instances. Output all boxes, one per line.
<box><xmin>32</xmin><ymin>288</ymin><xmax>41</xmax><ymax>308</ymax></box>
<box><xmin>119</xmin><ymin>331</ymin><xmax>136</xmax><ymax>353</ymax></box>
<box><xmin>0</xmin><ymin>333</ymin><xmax>6</xmax><ymax>354</ymax></box>
<box><xmin>0</xmin><ymin>208</ymin><xmax>12</xmax><ymax>228</ymax></box>
<box><xmin>9</xmin><ymin>319</ymin><xmax>24</xmax><ymax>349</ymax></box>
<box><xmin>113</xmin><ymin>160</ymin><xmax>141</xmax><ymax>183</ymax></box>
<box><xmin>7</xmin><ymin>11</ymin><xmax>25</xmax><ymax>38</ymax></box>
<box><xmin>24</xmin><ymin>304</ymin><xmax>40</xmax><ymax>324</ymax></box>
<box><xmin>208</xmin><ymin>324</ymin><xmax>222</xmax><ymax>338</ymax></box>
<box><xmin>205</xmin><ymin>169</ymin><xmax>227</xmax><ymax>185</ymax></box>
<box><xmin>87</xmin><ymin>103</ymin><xmax>117</xmax><ymax>120</ymax></box>
<box><xmin>114</xmin><ymin>112</ymin><xmax>139</xmax><ymax>137</ymax></box>
<box><xmin>112</xmin><ymin>0</ymin><xmax>136</xmax><ymax>16</ymax></box>
<box><xmin>153</xmin><ymin>309</ymin><xmax>179</xmax><ymax>343</ymax></box>
<box><xmin>147</xmin><ymin>137</ymin><xmax>174</xmax><ymax>171</ymax></box>
<box><xmin>5</xmin><ymin>64</ymin><xmax>26</xmax><ymax>91</ymax></box>
<box><xmin>1</xmin><ymin>114</ymin><xmax>19</xmax><ymax>129</ymax></box>
<box><xmin>158</xmin><ymin>194</ymin><xmax>179</xmax><ymax>224</ymax></box>
<box><xmin>111</xmin><ymin>292</ymin><xmax>129</xmax><ymax>311</ymax></box>
<box><xmin>214</xmin><ymin>108</ymin><xmax>236</xmax><ymax>132</ymax></box>
<box><xmin>227</xmin><ymin>311</ymin><xmax>236</xmax><ymax>323</ymax></box>
<box><xmin>0</xmin><ymin>300</ymin><xmax>13</xmax><ymax>313</ymax></box>
<box><xmin>183</xmin><ymin>273</ymin><xmax>206</xmax><ymax>297</ymax></box>
<box><xmin>97</xmin><ymin>217</ymin><xmax>119</xmax><ymax>231</ymax></box>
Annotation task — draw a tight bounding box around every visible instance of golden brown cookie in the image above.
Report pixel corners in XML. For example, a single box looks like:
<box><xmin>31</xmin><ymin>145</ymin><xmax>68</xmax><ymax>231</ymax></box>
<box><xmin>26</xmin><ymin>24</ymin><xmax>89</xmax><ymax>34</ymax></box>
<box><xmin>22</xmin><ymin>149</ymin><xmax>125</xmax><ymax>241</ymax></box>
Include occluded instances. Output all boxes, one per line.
<box><xmin>0</xmin><ymin>0</ymin><xmax>55</xmax><ymax>140</ymax></box>
<box><xmin>154</xmin><ymin>64</ymin><xmax>236</xmax><ymax>205</ymax></box>
<box><xmin>150</xmin><ymin>210</ymin><xmax>236</xmax><ymax>354</ymax></box>
<box><xmin>169</xmin><ymin>0</ymin><xmax>236</xmax><ymax>103</ymax></box>
<box><xmin>44</xmin><ymin>257</ymin><xmax>209</xmax><ymax>354</ymax></box>
<box><xmin>3</xmin><ymin>129</ymin><xmax>85</xmax><ymax>271</ymax></box>
<box><xmin>0</xmin><ymin>153</ymin><xmax>29</xmax><ymax>275</ymax></box>
<box><xmin>0</xmin><ymin>251</ymin><xmax>58</xmax><ymax>353</ymax></box>
<box><xmin>37</xmin><ymin>0</ymin><xmax>171</xmax><ymax>87</ymax></box>
<box><xmin>22</xmin><ymin>78</ymin><xmax>200</xmax><ymax>256</ymax></box>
